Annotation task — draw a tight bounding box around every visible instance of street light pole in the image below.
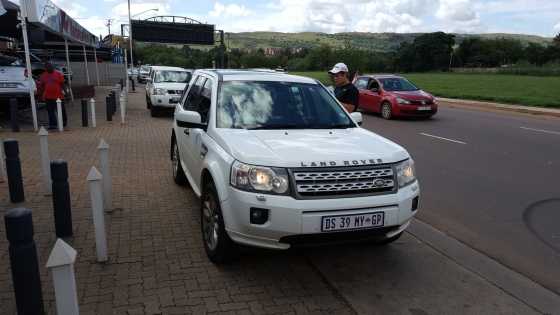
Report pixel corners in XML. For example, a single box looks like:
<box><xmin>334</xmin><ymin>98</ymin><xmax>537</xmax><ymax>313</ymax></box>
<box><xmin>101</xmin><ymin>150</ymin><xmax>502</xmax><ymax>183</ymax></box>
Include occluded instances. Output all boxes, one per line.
<box><xmin>127</xmin><ymin>0</ymin><xmax>133</xmax><ymax>71</ymax></box>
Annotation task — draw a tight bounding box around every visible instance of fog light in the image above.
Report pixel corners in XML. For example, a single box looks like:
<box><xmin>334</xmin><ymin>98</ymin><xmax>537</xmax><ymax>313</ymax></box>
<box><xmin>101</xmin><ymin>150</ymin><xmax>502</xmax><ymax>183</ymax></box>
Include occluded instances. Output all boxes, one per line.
<box><xmin>412</xmin><ymin>196</ymin><xmax>419</xmax><ymax>211</ymax></box>
<box><xmin>250</xmin><ymin>207</ymin><xmax>269</xmax><ymax>225</ymax></box>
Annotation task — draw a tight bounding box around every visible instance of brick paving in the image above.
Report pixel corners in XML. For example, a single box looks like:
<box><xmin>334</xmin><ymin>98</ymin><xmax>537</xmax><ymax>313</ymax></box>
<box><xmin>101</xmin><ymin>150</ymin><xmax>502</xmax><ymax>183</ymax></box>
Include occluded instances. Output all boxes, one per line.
<box><xmin>0</xmin><ymin>88</ymin><xmax>355</xmax><ymax>314</ymax></box>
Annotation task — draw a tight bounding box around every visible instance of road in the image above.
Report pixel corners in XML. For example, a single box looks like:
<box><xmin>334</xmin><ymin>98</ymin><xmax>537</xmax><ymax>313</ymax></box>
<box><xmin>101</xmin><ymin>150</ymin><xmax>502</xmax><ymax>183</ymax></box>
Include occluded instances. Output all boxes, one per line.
<box><xmin>360</xmin><ymin>104</ymin><xmax>560</xmax><ymax>294</ymax></box>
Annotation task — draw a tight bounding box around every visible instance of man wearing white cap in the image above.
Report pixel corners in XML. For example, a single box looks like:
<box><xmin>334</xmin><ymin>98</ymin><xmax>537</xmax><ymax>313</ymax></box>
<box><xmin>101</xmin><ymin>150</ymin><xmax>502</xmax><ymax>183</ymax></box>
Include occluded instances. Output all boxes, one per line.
<box><xmin>328</xmin><ymin>63</ymin><xmax>359</xmax><ymax>112</ymax></box>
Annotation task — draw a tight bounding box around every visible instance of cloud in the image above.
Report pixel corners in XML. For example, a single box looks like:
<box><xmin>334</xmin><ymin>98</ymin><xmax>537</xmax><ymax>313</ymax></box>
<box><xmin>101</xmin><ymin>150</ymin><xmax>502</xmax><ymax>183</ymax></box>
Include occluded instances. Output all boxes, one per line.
<box><xmin>210</xmin><ymin>2</ymin><xmax>252</xmax><ymax>18</ymax></box>
<box><xmin>435</xmin><ymin>0</ymin><xmax>483</xmax><ymax>33</ymax></box>
<box><xmin>554</xmin><ymin>21</ymin><xmax>560</xmax><ymax>32</ymax></box>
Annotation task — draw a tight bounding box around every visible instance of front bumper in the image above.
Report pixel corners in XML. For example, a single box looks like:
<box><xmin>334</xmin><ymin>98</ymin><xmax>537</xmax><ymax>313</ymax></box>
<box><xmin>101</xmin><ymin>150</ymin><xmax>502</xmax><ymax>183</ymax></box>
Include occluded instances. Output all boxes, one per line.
<box><xmin>220</xmin><ymin>181</ymin><xmax>420</xmax><ymax>249</ymax></box>
<box><xmin>150</xmin><ymin>95</ymin><xmax>181</xmax><ymax>108</ymax></box>
<box><xmin>393</xmin><ymin>103</ymin><xmax>438</xmax><ymax>117</ymax></box>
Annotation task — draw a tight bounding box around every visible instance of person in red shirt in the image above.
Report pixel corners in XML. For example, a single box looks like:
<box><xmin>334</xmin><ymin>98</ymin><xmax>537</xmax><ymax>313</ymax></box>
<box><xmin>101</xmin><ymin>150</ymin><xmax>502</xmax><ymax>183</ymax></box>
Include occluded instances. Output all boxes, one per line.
<box><xmin>39</xmin><ymin>63</ymin><xmax>67</xmax><ymax>129</ymax></box>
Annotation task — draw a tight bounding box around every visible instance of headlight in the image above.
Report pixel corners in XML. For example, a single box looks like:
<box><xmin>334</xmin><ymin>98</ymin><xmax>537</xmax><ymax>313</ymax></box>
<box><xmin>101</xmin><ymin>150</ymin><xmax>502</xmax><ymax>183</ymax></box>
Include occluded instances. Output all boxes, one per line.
<box><xmin>395</xmin><ymin>159</ymin><xmax>416</xmax><ymax>187</ymax></box>
<box><xmin>396</xmin><ymin>97</ymin><xmax>410</xmax><ymax>105</ymax></box>
<box><xmin>153</xmin><ymin>88</ymin><xmax>166</xmax><ymax>95</ymax></box>
<box><xmin>230</xmin><ymin>161</ymin><xmax>289</xmax><ymax>195</ymax></box>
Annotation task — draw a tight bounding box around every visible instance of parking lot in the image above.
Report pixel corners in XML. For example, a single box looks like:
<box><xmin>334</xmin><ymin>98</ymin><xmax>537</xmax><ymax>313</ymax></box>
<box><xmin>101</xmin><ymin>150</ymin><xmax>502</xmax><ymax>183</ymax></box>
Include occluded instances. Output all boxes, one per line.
<box><xmin>2</xmin><ymin>86</ymin><xmax>559</xmax><ymax>314</ymax></box>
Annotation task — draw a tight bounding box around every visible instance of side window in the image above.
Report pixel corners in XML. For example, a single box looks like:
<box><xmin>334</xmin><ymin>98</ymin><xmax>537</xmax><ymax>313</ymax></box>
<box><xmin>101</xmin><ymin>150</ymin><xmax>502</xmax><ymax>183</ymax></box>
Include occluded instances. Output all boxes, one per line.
<box><xmin>368</xmin><ymin>79</ymin><xmax>380</xmax><ymax>90</ymax></box>
<box><xmin>198</xmin><ymin>79</ymin><xmax>213</xmax><ymax>124</ymax></box>
<box><xmin>183</xmin><ymin>76</ymin><xmax>206</xmax><ymax>111</ymax></box>
<box><xmin>354</xmin><ymin>78</ymin><xmax>369</xmax><ymax>90</ymax></box>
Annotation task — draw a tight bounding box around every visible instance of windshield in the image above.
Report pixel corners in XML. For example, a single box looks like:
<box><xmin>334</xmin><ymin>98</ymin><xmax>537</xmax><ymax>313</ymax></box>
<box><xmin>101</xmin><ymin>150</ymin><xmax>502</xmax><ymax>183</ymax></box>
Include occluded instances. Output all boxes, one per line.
<box><xmin>217</xmin><ymin>81</ymin><xmax>355</xmax><ymax>129</ymax></box>
<box><xmin>140</xmin><ymin>66</ymin><xmax>150</xmax><ymax>73</ymax></box>
<box><xmin>154</xmin><ymin>71</ymin><xmax>191</xmax><ymax>83</ymax></box>
<box><xmin>379</xmin><ymin>78</ymin><xmax>419</xmax><ymax>91</ymax></box>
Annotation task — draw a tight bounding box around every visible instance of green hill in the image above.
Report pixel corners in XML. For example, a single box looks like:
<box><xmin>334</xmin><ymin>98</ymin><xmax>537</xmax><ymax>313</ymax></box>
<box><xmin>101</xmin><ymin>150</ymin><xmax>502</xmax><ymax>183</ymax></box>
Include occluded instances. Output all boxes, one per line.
<box><xmin>227</xmin><ymin>32</ymin><xmax>553</xmax><ymax>53</ymax></box>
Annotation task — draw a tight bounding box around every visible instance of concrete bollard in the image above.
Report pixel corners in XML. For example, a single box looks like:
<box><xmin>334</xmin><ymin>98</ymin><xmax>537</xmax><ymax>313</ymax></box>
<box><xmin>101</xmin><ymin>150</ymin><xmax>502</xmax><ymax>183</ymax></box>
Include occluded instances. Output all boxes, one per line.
<box><xmin>98</xmin><ymin>139</ymin><xmax>112</xmax><ymax>212</ymax></box>
<box><xmin>10</xmin><ymin>98</ymin><xmax>19</xmax><ymax>132</ymax></box>
<box><xmin>46</xmin><ymin>239</ymin><xmax>79</xmax><ymax>315</ymax></box>
<box><xmin>119</xmin><ymin>92</ymin><xmax>126</xmax><ymax>124</ymax></box>
<box><xmin>87</xmin><ymin>167</ymin><xmax>108</xmax><ymax>262</ymax></box>
<box><xmin>90</xmin><ymin>98</ymin><xmax>97</xmax><ymax>128</ymax></box>
<box><xmin>56</xmin><ymin>98</ymin><xmax>64</xmax><ymax>132</ymax></box>
<box><xmin>81</xmin><ymin>99</ymin><xmax>88</xmax><ymax>127</ymax></box>
<box><xmin>38</xmin><ymin>127</ymin><xmax>52</xmax><ymax>195</ymax></box>
<box><xmin>0</xmin><ymin>139</ymin><xmax>6</xmax><ymax>183</ymax></box>
<box><xmin>4</xmin><ymin>208</ymin><xmax>45</xmax><ymax>314</ymax></box>
<box><xmin>4</xmin><ymin>139</ymin><xmax>24</xmax><ymax>203</ymax></box>
<box><xmin>51</xmin><ymin>160</ymin><xmax>73</xmax><ymax>238</ymax></box>
<box><xmin>105</xmin><ymin>95</ymin><xmax>112</xmax><ymax>122</ymax></box>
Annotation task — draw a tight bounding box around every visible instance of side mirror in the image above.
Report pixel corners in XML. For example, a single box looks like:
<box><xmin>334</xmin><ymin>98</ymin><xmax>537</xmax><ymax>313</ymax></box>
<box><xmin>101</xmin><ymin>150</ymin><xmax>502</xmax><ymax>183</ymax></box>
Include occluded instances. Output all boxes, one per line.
<box><xmin>370</xmin><ymin>87</ymin><xmax>379</xmax><ymax>93</ymax></box>
<box><xmin>176</xmin><ymin>110</ymin><xmax>206</xmax><ymax>130</ymax></box>
<box><xmin>350</xmin><ymin>112</ymin><xmax>363</xmax><ymax>126</ymax></box>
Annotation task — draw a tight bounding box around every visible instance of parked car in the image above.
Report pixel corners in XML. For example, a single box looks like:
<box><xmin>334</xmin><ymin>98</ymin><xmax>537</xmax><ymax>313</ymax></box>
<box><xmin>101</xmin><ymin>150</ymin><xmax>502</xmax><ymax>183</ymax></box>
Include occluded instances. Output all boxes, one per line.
<box><xmin>137</xmin><ymin>65</ymin><xmax>152</xmax><ymax>83</ymax></box>
<box><xmin>0</xmin><ymin>54</ymin><xmax>36</xmax><ymax>113</ymax></box>
<box><xmin>354</xmin><ymin>74</ymin><xmax>437</xmax><ymax>119</ymax></box>
<box><xmin>171</xmin><ymin>69</ymin><xmax>420</xmax><ymax>263</ymax></box>
<box><xmin>145</xmin><ymin>66</ymin><xmax>192</xmax><ymax>117</ymax></box>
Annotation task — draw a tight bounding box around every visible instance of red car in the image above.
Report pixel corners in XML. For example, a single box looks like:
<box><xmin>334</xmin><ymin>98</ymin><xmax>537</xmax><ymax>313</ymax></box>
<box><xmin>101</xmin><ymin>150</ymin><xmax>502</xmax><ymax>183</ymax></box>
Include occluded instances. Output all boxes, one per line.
<box><xmin>353</xmin><ymin>74</ymin><xmax>438</xmax><ymax>119</ymax></box>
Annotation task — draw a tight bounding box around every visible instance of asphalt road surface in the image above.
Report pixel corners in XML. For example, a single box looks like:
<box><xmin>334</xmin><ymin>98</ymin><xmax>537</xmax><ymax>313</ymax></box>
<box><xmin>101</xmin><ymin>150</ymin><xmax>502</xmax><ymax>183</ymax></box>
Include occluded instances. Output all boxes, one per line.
<box><xmin>360</xmin><ymin>104</ymin><xmax>560</xmax><ymax>294</ymax></box>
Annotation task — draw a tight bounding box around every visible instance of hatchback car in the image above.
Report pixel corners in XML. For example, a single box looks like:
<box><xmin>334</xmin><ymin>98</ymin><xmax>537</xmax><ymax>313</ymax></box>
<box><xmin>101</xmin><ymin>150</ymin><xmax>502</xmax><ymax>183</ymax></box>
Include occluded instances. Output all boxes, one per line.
<box><xmin>354</xmin><ymin>75</ymin><xmax>437</xmax><ymax>119</ymax></box>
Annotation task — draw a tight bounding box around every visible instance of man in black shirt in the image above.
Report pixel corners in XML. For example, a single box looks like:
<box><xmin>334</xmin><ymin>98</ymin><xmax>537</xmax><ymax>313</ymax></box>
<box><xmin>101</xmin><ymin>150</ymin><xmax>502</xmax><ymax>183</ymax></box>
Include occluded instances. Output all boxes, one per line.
<box><xmin>328</xmin><ymin>63</ymin><xmax>359</xmax><ymax>112</ymax></box>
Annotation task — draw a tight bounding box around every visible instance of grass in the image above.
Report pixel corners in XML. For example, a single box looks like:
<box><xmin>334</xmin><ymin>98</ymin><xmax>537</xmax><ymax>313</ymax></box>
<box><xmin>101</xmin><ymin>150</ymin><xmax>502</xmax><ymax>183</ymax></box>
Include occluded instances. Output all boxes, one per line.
<box><xmin>291</xmin><ymin>72</ymin><xmax>560</xmax><ymax>108</ymax></box>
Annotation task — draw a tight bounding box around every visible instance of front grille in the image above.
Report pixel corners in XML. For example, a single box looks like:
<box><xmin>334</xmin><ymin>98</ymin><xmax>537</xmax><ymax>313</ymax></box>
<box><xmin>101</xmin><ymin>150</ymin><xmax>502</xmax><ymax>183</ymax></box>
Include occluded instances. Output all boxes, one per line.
<box><xmin>409</xmin><ymin>99</ymin><xmax>433</xmax><ymax>105</ymax></box>
<box><xmin>291</xmin><ymin>165</ymin><xmax>396</xmax><ymax>198</ymax></box>
<box><xmin>0</xmin><ymin>82</ymin><xmax>20</xmax><ymax>88</ymax></box>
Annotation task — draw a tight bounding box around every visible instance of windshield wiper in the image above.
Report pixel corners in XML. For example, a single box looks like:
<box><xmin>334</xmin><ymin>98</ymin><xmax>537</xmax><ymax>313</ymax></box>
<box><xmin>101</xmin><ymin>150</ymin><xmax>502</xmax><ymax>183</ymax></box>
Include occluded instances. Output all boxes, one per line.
<box><xmin>309</xmin><ymin>123</ymin><xmax>355</xmax><ymax>129</ymax></box>
<box><xmin>246</xmin><ymin>123</ymin><xmax>303</xmax><ymax>130</ymax></box>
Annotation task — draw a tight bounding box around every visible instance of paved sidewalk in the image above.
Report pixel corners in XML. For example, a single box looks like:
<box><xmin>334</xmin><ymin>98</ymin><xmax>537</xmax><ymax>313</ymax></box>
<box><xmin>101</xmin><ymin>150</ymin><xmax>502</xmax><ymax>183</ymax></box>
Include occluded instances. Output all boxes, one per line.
<box><xmin>0</xmin><ymin>89</ymin><xmax>353</xmax><ymax>315</ymax></box>
<box><xmin>437</xmin><ymin>97</ymin><xmax>560</xmax><ymax>118</ymax></box>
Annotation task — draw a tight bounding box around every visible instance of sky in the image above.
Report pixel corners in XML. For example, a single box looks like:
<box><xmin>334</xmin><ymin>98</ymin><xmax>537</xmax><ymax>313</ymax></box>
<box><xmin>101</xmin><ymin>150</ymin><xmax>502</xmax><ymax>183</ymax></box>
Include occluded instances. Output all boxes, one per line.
<box><xmin>10</xmin><ymin>0</ymin><xmax>560</xmax><ymax>38</ymax></box>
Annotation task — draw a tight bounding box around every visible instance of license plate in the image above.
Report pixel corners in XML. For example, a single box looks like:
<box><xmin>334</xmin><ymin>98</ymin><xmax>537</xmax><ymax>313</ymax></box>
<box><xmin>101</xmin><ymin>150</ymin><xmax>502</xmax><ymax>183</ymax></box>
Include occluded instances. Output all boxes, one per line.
<box><xmin>321</xmin><ymin>212</ymin><xmax>385</xmax><ymax>232</ymax></box>
<box><xmin>418</xmin><ymin>106</ymin><xmax>431</xmax><ymax>111</ymax></box>
<box><xmin>170</xmin><ymin>97</ymin><xmax>180</xmax><ymax>103</ymax></box>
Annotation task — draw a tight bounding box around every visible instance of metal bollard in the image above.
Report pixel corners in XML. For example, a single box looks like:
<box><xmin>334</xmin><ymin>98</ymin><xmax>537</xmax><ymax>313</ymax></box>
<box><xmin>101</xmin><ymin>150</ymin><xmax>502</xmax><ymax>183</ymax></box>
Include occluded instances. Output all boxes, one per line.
<box><xmin>130</xmin><ymin>77</ymin><xmax>135</xmax><ymax>92</ymax></box>
<box><xmin>38</xmin><ymin>127</ymin><xmax>51</xmax><ymax>195</ymax></box>
<box><xmin>106</xmin><ymin>96</ymin><xmax>112</xmax><ymax>122</ymax></box>
<box><xmin>111</xmin><ymin>91</ymin><xmax>117</xmax><ymax>115</ymax></box>
<box><xmin>119</xmin><ymin>92</ymin><xmax>126</xmax><ymax>124</ymax></box>
<box><xmin>56</xmin><ymin>98</ymin><xmax>63</xmax><ymax>132</ymax></box>
<box><xmin>10</xmin><ymin>98</ymin><xmax>19</xmax><ymax>132</ymax></box>
<box><xmin>119</xmin><ymin>79</ymin><xmax>124</xmax><ymax>90</ymax></box>
<box><xmin>4</xmin><ymin>208</ymin><xmax>45</xmax><ymax>315</ymax></box>
<box><xmin>51</xmin><ymin>160</ymin><xmax>73</xmax><ymax>238</ymax></box>
<box><xmin>46</xmin><ymin>239</ymin><xmax>79</xmax><ymax>315</ymax></box>
<box><xmin>4</xmin><ymin>139</ymin><xmax>24</xmax><ymax>203</ymax></box>
<box><xmin>81</xmin><ymin>99</ymin><xmax>88</xmax><ymax>127</ymax></box>
<box><xmin>87</xmin><ymin>167</ymin><xmax>108</xmax><ymax>262</ymax></box>
<box><xmin>0</xmin><ymin>139</ymin><xmax>6</xmax><ymax>183</ymax></box>
<box><xmin>98</xmin><ymin>139</ymin><xmax>112</xmax><ymax>211</ymax></box>
<box><xmin>90</xmin><ymin>98</ymin><xmax>97</xmax><ymax>127</ymax></box>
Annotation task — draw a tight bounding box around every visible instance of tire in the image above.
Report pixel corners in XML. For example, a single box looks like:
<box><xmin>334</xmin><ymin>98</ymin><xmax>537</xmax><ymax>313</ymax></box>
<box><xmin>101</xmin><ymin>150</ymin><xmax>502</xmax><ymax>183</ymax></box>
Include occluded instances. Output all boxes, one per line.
<box><xmin>171</xmin><ymin>138</ymin><xmax>188</xmax><ymax>186</ymax></box>
<box><xmin>374</xmin><ymin>231</ymin><xmax>403</xmax><ymax>245</ymax></box>
<box><xmin>150</xmin><ymin>105</ymin><xmax>159</xmax><ymax>117</ymax></box>
<box><xmin>201</xmin><ymin>180</ymin><xmax>236</xmax><ymax>264</ymax></box>
<box><xmin>381</xmin><ymin>102</ymin><xmax>393</xmax><ymax>120</ymax></box>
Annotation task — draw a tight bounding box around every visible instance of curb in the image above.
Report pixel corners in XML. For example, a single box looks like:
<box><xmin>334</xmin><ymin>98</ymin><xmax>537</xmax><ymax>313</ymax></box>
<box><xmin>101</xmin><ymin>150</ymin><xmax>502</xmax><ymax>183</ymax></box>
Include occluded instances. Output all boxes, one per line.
<box><xmin>437</xmin><ymin>97</ymin><xmax>560</xmax><ymax>118</ymax></box>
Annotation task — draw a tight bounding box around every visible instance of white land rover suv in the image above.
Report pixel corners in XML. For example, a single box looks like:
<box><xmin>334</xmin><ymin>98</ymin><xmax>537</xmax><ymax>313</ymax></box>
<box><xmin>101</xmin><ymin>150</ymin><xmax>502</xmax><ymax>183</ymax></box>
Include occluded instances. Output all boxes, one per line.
<box><xmin>171</xmin><ymin>69</ymin><xmax>420</xmax><ymax>263</ymax></box>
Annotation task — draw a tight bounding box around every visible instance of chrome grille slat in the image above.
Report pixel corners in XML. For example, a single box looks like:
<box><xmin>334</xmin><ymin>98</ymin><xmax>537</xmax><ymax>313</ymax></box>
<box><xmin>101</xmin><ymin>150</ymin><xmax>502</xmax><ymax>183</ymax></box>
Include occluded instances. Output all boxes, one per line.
<box><xmin>293</xmin><ymin>166</ymin><xmax>395</xmax><ymax>197</ymax></box>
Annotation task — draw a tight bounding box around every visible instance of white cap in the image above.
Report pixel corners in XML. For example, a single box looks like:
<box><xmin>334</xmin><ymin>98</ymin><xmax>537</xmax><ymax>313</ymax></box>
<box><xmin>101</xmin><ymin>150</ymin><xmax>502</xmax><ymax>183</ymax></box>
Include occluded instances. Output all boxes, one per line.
<box><xmin>328</xmin><ymin>63</ymin><xmax>349</xmax><ymax>74</ymax></box>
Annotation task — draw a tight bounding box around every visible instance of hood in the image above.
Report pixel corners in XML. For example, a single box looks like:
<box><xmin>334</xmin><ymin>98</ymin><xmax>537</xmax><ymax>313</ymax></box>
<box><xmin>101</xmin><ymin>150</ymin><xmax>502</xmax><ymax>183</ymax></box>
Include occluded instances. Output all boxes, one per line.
<box><xmin>388</xmin><ymin>90</ymin><xmax>433</xmax><ymax>101</ymax></box>
<box><xmin>213</xmin><ymin>128</ymin><xmax>409</xmax><ymax>168</ymax></box>
<box><xmin>0</xmin><ymin>66</ymin><xmax>26</xmax><ymax>82</ymax></box>
<box><xmin>153</xmin><ymin>82</ymin><xmax>187</xmax><ymax>91</ymax></box>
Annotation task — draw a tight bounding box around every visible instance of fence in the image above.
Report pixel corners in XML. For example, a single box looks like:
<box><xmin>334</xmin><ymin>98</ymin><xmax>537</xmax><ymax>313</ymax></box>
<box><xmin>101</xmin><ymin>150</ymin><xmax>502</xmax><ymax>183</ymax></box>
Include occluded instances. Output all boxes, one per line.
<box><xmin>69</xmin><ymin>62</ymin><xmax>126</xmax><ymax>86</ymax></box>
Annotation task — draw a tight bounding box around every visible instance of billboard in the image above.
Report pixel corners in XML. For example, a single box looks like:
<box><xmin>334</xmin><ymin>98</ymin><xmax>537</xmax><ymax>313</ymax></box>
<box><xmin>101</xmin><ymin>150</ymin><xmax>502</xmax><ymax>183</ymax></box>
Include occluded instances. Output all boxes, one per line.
<box><xmin>20</xmin><ymin>0</ymin><xmax>98</xmax><ymax>46</ymax></box>
<box><xmin>131</xmin><ymin>20</ymin><xmax>214</xmax><ymax>45</ymax></box>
